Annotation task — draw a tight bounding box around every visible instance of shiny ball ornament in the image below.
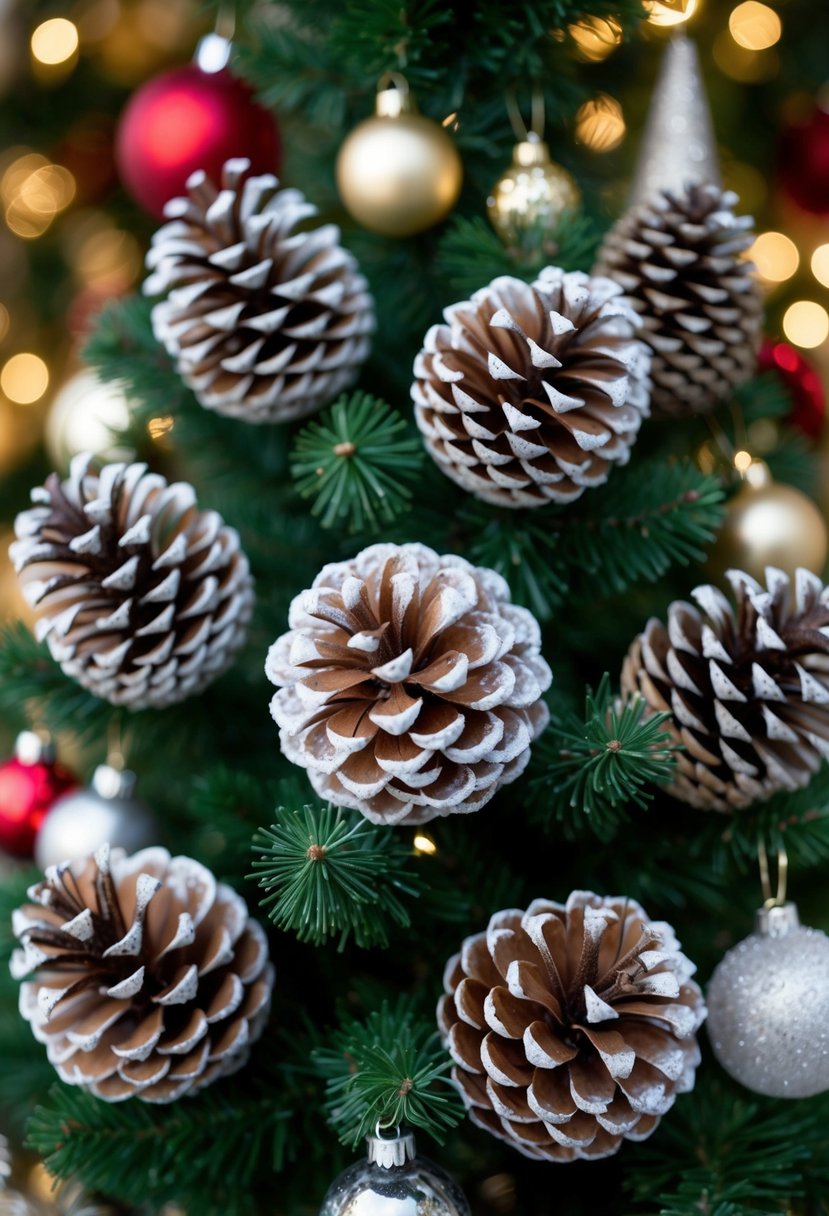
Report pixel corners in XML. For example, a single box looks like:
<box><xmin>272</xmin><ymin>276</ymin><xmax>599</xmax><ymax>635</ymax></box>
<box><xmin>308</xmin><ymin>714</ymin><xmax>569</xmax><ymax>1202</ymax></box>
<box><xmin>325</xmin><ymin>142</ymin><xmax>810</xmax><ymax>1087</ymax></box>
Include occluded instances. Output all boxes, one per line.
<box><xmin>336</xmin><ymin>75</ymin><xmax>462</xmax><ymax>237</ymax></box>
<box><xmin>759</xmin><ymin>339</ymin><xmax>826</xmax><ymax>442</ymax></box>
<box><xmin>319</xmin><ymin>1128</ymin><xmax>470</xmax><ymax>1216</ymax></box>
<box><xmin>0</xmin><ymin>733</ymin><xmax>77</xmax><ymax>859</ymax></box>
<box><xmin>45</xmin><ymin>370</ymin><xmax>133</xmax><ymax>471</ymax></box>
<box><xmin>778</xmin><ymin>101</ymin><xmax>829</xmax><ymax>217</ymax></box>
<box><xmin>115</xmin><ymin>60</ymin><xmax>281</xmax><ymax>220</ymax></box>
<box><xmin>487</xmin><ymin>134</ymin><xmax>580</xmax><ymax>259</ymax></box>
<box><xmin>707</xmin><ymin>460</ymin><xmax>828</xmax><ymax>585</ymax></box>
<box><xmin>707</xmin><ymin>902</ymin><xmax>829</xmax><ymax>1098</ymax></box>
<box><xmin>35</xmin><ymin>764</ymin><xmax>157</xmax><ymax>870</ymax></box>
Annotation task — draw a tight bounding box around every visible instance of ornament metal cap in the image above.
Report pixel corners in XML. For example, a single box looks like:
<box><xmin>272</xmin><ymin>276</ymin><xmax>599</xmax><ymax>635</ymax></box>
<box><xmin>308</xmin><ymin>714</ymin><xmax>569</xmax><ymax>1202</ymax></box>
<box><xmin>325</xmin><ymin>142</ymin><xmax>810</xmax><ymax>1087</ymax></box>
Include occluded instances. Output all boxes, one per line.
<box><xmin>755</xmin><ymin>901</ymin><xmax>801</xmax><ymax>938</ymax></box>
<box><xmin>629</xmin><ymin>31</ymin><xmax>720</xmax><ymax>206</ymax></box>
<box><xmin>512</xmin><ymin>134</ymin><xmax>553</xmax><ymax>168</ymax></box>
<box><xmin>15</xmin><ymin>731</ymin><xmax>55</xmax><ymax>766</ymax></box>
<box><xmin>366</xmin><ymin>1126</ymin><xmax>417</xmax><ymax>1169</ymax></box>
<box><xmin>90</xmin><ymin>764</ymin><xmax>137</xmax><ymax>801</ymax></box>
<box><xmin>375</xmin><ymin>73</ymin><xmax>415</xmax><ymax>119</ymax></box>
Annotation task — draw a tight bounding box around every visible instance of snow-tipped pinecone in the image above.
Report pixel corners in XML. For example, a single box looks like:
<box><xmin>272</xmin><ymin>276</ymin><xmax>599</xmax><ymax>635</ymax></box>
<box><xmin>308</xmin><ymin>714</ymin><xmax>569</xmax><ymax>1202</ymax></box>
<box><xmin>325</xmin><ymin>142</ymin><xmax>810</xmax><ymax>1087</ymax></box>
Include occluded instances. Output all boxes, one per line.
<box><xmin>411</xmin><ymin>268</ymin><xmax>651</xmax><ymax>509</ymax></box>
<box><xmin>11</xmin><ymin>844</ymin><xmax>273</xmax><ymax>1103</ymax></box>
<box><xmin>621</xmin><ymin>567</ymin><xmax>829</xmax><ymax>812</ymax></box>
<box><xmin>266</xmin><ymin>542</ymin><xmax>552</xmax><ymax>825</ymax></box>
<box><xmin>10</xmin><ymin>454</ymin><xmax>253</xmax><ymax>709</ymax></box>
<box><xmin>438</xmin><ymin>891</ymin><xmax>704</xmax><ymax>1162</ymax></box>
<box><xmin>595</xmin><ymin>183</ymin><xmax>762</xmax><ymax>418</ymax></box>
<box><xmin>145</xmin><ymin>157</ymin><xmax>374</xmax><ymax>424</ymax></box>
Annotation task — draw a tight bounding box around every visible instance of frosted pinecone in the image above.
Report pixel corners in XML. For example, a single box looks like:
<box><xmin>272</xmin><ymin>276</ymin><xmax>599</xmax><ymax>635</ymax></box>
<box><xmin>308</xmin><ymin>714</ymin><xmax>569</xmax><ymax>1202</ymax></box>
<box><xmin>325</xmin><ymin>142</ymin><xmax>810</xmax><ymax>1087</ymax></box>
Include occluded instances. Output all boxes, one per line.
<box><xmin>145</xmin><ymin>157</ymin><xmax>374</xmax><ymax>424</ymax></box>
<box><xmin>412</xmin><ymin>268</ymin><xmax>651</xmax><ymax>508</ymax></box>
<box><xmin>11</xmin><ymin>844</ymin><xmax>274</xmax><ymax>1103</ymax></box>
<box><xmin>10</xmin><ymin>454</ymin><xmax>253</xmax><ymax>709</ymax></box>
<box><xmin>266</xmin><ymin>542</ymin><xmax>552</xmax><ymax>825</ymax></box>
<box><xmin>595</xmin><ymin>183</ymin><xmax>762</xmax><ymax>418</ymax></box>
<box><xmin>622</xmin><ymin>566</ymin><xmax>829</xmax><ymax>811</ymax></box>
<box><xmin>439</xmin><ymin>891</ymin><xmax>704</xmax><ymax>1162</ymax></box>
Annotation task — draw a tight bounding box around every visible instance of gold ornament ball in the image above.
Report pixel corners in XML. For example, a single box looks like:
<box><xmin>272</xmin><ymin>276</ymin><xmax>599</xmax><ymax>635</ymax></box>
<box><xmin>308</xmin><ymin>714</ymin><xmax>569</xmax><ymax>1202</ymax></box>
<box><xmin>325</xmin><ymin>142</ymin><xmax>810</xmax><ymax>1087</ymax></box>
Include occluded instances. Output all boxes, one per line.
<box><xmin>708</xmin><ymin>466</ymin><xmax>828</xmax><ymax>584</ymax></box>
<box><xmin>336</xmin><ymin>83</ymin><xmax>462</xmax><ymax>237</ymax></box>
<box><xmin>487</xmin><ymin>137</ymin><xmax>581</xmax><ymax>256</ymax></box>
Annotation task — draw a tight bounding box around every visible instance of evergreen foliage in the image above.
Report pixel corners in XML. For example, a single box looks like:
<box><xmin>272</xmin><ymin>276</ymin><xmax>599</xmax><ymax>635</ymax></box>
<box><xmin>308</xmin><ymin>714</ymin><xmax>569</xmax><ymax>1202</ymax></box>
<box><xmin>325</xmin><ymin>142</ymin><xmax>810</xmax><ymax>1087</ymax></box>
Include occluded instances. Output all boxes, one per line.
<box><xmin>312</xmin><ymin>1000</ymin><xmax>463</xmax><ymax>1147</ymax></box>
<box><xmin>251</xmin><ymin>804</ymin><xmax>423</xmax><ymax>948</ymax></box>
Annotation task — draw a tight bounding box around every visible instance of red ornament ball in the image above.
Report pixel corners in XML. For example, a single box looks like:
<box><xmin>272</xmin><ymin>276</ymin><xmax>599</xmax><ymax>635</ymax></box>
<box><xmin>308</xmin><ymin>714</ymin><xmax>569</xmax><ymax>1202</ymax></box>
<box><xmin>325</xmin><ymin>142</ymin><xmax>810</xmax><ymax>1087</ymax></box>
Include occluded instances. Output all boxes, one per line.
<box><xmin>115</xmin><ymin>64</ymin><xmax>281</xmax><ymax>220</ymax></box>
<box><xmin>759</xmin><ymin>338</ymin><xmax>826</xmax><ymax>441</ymax></box>
<box><xmin>777</xmin><ymin>103</ymin><xmax>829</xmax><ymax>216</ymax></box>
<box><xmin>0</xmin><ymin>734</ymin><xmax>77</xmax><ymax>859</ymax></box>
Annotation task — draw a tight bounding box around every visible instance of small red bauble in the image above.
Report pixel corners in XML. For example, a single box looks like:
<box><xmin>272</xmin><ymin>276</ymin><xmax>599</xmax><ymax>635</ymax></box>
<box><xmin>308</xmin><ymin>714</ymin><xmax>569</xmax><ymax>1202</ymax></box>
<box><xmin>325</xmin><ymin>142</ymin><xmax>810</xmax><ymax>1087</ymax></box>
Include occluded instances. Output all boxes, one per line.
<box><xmin>0</xmin><ymin>733</ymin><xmax>77</xmax><ymax>859</ymax></box>
<box><xmin>777</xmin><ymin>103</ymin><xmax>829</xmax><ymax>217</ymax></box>
<box><xmin>115</xmin><ymin>64</ymin><xmax>281</xmax><ymax>220</ymax></box>
<box><xmin>759</xmin><ymin>338</ymin><xmax>826</xmax><ymax>441</ymax></box>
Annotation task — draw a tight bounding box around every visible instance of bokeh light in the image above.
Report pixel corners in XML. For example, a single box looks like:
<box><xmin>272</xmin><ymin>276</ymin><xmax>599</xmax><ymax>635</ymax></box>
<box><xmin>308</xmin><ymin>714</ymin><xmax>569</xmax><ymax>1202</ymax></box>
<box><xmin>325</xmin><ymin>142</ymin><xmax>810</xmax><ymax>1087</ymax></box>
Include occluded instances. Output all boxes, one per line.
<box><xmin>643</xmin><ymin>0</ymin><xmax>699</xmax><ymax>27</ymax></box>
<box><xmin>811</xmin><ymin>243</ymin><xmax>829</xmax><ymax>288</ymax></box>
<box><xmin>783</xmin><ymin>301</ymin><xmax>829</xmax><ymax>349</ymax></box>
<box><xmin>713</xmin><ymin>30</ymin><xmax>779</xmax><ymax>81</ymax></box>
<box><xmin>569</xmin><ymin>16</ymin><xmax>622</xmax><ymax>62</ymax></box>
<box><xmin>30</xmin><ymin>18</ymin><xmax>79</xmax><ymax>66</ymax></box>
<box><xmin>0</xmin><ymin>305</ymin><xmax>9</xmax><ymax>344</ymax></box>
<box><xmin>1</xmin><ymin>354</ymin><xmax>49</xmax><ymax>404</ymax></box>
<box><xmin>575</xmin><ymin>95</ymin><xmax>625</xmax><ymax>152</ymax></box>
<box><xmin>729</xmin><ymin>2</ymin><xmax>782</xmax><ymax>51</ymax></box>
<box><xmin>413</xmin><ymin>833</ymin><xmax>437</xmax><ymax>855</ymax></box>
<box><xmin>748</xmin><ymin>231</ymin><xmax>799</xmax><ymax>283</ymax></box>
<box><xmin>2</xmin><ymin>154</ymin><xmax>75</xmax><ymax>239</ymax></box>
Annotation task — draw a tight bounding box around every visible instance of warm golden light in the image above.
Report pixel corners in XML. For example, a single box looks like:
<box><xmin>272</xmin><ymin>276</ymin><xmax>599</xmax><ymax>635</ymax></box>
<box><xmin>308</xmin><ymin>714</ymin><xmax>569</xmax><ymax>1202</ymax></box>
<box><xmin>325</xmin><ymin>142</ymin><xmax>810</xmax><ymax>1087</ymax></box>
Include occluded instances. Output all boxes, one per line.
<box><xmin>3</xmin><ymin>155</ymin><xmax>75</xmax><ymax>239</ymax></box>
<box><xmin>811</xmin><ymin>243</ymin><xmax>829</xmax><ymax>289</ymax></box>
<box><xmin>644</xmin><ymin>0</ymin><xmax>699</xmax><ymax>27</ymax></box>
<box><xmin>147</xmin><ymin>415</ymin><xmax>175</xmax><ymax>441</ymax></box>
<box><xmin>575</xmin><ymin>95</ymin><xmax>625</xmax><ymax>152</ymax></box>
<box><xmin>569</xmin><ymin>16</ymin><xmax>622</xmax><ymax>62</ymax></box>
<box><xmin>1</xmin><ymin>353</ymin><xmax>49</xmax><ymax>404</ymax></box>
<box><xmin>413</xmin><ymin>833</ymin><xmax>437</xmax><ymax>855</ymax></box>
<box><xmin>0</xmin><ymin>304</ymin><xmax>9</xmax><ymax>344</ymax></box>
<box><xmin>783</xmin><ymin>301</ymin><xmax>829</xmax><ymax>349</ymax></box>
<box><xmin>31</xmin><ymin>18</ymin><xmax>79</xmax><ymax>65</ymax></box>
<box><xmin>74</xmin><ymin>226</ymin><xmax>142</xmax><ymax>290</ymax></box>
<box><xmin>734</xmin><ymin>449</ymin><xmax>753</xmax><ymax>473</ymax></box>
<box><xmin>729</xmin><ymin>2</ymin><xmax>781</xmax><ymax>50</ymax></box>
<box><xmin>749</xmin><ymin>231</ymin><xmax>799</xmax><ymax>283</ymax></box>
<box><xmin>713</xmin><ymin>30</ymin><xmax>779</xmax><ymax>81</ymax></box>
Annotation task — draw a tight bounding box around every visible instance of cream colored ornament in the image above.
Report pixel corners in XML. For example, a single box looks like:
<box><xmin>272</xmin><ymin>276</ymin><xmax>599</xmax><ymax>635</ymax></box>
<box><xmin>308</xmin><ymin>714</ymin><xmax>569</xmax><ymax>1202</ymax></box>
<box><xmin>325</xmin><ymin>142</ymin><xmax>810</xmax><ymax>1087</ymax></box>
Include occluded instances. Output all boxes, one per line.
<box><xmin>336</xmin><ymin>73</ymin><xmax>462</xmax><ymax>237</ymax></box>
<box><xmin>708</xmin><ymin>458</ymin><xmax>828</xmax><ymax>584</ymax></box>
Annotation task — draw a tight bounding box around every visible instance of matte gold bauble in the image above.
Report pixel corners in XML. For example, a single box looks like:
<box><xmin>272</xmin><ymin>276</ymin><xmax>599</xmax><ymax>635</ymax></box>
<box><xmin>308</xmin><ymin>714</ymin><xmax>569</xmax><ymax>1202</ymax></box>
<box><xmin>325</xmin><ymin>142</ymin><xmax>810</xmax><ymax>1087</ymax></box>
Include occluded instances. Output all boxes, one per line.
<box><xmin>487</xmin><ymin>134</ymin><xmax>580</xmax><ymax>257</ymax></box>
<box><xmin>708</xmin><ymin>460</ymin><xmax>828</xmax><ymax>584</ymax></box>
<box><xmin>336</xmin><ymin>74</ymin><xmax>462</xmax><ymax>237</ymax></box>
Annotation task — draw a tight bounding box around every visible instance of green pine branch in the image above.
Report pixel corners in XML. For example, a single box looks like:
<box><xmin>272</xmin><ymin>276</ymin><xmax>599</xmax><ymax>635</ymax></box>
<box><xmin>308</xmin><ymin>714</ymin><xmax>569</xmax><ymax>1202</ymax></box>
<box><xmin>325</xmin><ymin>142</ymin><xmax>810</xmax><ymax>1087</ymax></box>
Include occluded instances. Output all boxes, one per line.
<box><xmin>626</xmin><ymin>1073</ymin><xmax>829</xmax><ymax>1215</ymax></box>
<box><xmin>312</xmin><ymin>999</ymin><xmax>462</xmax><ymax>1148</ymax></box>
<box><xmin>27</xmin><ymin>1066</ymin><xmax>293</xmax><ymax>1216</ymax></box>
<box><xmin>291</xmin><ymin>393</ymin><xmax>424</xmax><ymax>533</ymax></box>
<box><xmin>250</xmin><ymin>804</ymin><xmax>423</xmax><ymax>949</ymax></box>
<box><xmin>0</xmin><ymin>622</ymin><xmax>112</xmax><ymax>740</ymax></box>
<box><xmin>529</xmin><ymin>675</ymin><xmax>677</xmax><ymax>840</ymax></box>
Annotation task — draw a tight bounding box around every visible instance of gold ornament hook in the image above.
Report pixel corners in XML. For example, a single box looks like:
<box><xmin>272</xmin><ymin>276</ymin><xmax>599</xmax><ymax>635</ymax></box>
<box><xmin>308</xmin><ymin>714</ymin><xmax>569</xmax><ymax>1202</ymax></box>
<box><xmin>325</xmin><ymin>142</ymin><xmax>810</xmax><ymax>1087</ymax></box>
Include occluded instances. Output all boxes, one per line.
<box><xmin>505</xmin><ymin>85</ymin><xmax>546</xmax><ymax>144</ymax></box>
<box><xmin>758</xmin><ymin>834</ymin><xmax>788</xmax><ymax>909</ymax></box>
<box><xmin>376</xmin><ymin>72</ymin><xmax>413</xmax><ymax>118</ymax></box>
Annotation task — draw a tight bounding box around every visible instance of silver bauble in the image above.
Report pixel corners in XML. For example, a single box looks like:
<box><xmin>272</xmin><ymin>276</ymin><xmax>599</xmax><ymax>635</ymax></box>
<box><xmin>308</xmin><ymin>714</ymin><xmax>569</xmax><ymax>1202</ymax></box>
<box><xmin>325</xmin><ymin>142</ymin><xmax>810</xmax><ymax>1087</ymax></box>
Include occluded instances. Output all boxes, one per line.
<box><xmin>35</xmin><ymin>764</ymin><xmax>157</xmax><ymax>869</ymax></box>
<box><xmin>319</xmin><ymin>1129</ymin><xmax>469</xmax><ymax>1216</ymax></box>
<box><xmin>707</xmin><ymin>902</ymin><xmax>829</xmax><ymax>1098</ymax></box>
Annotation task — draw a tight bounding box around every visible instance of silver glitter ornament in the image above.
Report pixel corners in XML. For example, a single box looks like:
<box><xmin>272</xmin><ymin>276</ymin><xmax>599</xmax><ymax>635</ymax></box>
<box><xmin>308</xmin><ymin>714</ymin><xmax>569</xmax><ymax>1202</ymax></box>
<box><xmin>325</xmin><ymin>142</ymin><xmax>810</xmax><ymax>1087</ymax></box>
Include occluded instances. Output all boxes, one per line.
<box><xmin>319</xmin><ymin>1128</ymin><xmax>470</xmax><ymax>1216</ymax></box>
<box><xmin>35</xmin><ymin>764</ymin><xmax>157</xmax><ymax>869</ymax></box>
<box><xmin>707</xmin><ymin>902</ymin><xmax>829</xmax><ymax>1098</ymax></box>
<box><xmin>629</xmin><ymin>31</ymin><xmax>720</xmax><ymax>206</ymax></box>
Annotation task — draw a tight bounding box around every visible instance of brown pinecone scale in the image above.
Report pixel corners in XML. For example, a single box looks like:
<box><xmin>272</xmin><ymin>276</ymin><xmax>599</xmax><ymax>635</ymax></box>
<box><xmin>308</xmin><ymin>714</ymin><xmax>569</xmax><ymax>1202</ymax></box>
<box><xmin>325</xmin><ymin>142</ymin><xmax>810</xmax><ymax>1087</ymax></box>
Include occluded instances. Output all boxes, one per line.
<box><xmin>145</xmin><ymin>157</ymin><xmax>374</xmax><ymax>424</ymax></box>
<box><xmin>438</xmin><ymin>892</ymin><xmax>704</xmax><ymax>1162</ymax></box>
<box><xmin>11</xmin><ymin>844</ymin><xmax>274</xmax><ymax>1103</ymax></box>
<box><xmin>412</xmin><ymin>268</ymin><xmax>651</xmax><ymax>509</ymax></box>
<box><xmin>10</xmin><ymin>454</ymin><xmax>253</xmax><ymax>709</ymax></box>
<box><xmin>622</xmin><ymin>566</ymin><xmax>829</xmax><ymax>812</ymax></box>
<box><xmin>266</xmin><ymin>542</ymin><xmax>552</xmax><ymax>825</ymax></box>
<box><xmin>595</xmin><ymin>183</ymin><xmax>762</xmax><ymax>418</ymax></box>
